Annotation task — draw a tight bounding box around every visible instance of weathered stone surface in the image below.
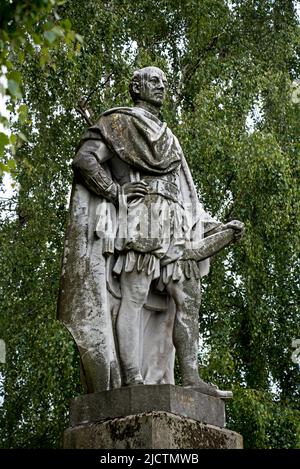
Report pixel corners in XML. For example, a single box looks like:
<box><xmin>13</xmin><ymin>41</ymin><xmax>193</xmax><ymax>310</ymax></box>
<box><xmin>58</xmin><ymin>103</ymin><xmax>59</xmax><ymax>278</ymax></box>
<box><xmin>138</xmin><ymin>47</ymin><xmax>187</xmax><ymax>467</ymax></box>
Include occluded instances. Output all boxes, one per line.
<box><xmin>58</xmin><ymin>66</ymin><xmax>245</xmax><ymax>393</ymax></box>
<box><xmin>69</xmin><ymin>385</ymin><xmax>225</xmax><ymax>428</ymax></box>
<box><xmin>64</xmin><ymin>411</ymin><xmax>243</xmax><ymax>449</ymax></box>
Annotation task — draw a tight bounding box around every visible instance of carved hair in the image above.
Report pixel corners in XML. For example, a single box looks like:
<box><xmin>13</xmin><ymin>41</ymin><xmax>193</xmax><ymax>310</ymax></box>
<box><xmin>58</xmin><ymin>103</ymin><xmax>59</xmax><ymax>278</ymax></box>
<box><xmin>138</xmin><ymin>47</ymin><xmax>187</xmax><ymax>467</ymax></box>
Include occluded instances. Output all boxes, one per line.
<box><xmin>129</xmin><ymin>69</ymin><xmax>142</xmax><ymax>103</ymax></box>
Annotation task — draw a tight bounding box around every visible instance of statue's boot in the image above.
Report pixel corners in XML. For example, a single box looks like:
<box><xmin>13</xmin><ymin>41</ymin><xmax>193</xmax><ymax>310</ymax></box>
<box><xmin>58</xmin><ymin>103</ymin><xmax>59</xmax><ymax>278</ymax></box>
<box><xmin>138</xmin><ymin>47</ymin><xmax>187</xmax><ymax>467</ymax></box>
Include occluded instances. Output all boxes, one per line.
<box><xmin>123</xmin><ymin>370</ymin><xmax>144</xmax><ymax>386</ymax></box>
<box><xmin>184</xmin><ymin>378</ymin><xmax>233</xmax><ymax>399</ymax></box>
<box><xmin>177</xmin><ymin>325</ymin><xmax>233</xmax><ymax>398</ymax></box>
<box><xmin>180</xmin><ymin>361</ymin><xmax>233</xmax><ymax>399</ymax></box>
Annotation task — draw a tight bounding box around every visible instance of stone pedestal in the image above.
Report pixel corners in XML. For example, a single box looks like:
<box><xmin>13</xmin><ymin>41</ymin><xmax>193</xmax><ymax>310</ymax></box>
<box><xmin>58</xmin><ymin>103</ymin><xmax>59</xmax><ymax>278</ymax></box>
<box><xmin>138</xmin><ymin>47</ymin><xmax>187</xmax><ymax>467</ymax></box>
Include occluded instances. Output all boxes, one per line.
<box><xmin>64</xmin><ymin>385</ymin><xmax>243</xmax><ymax>449</ymax></box>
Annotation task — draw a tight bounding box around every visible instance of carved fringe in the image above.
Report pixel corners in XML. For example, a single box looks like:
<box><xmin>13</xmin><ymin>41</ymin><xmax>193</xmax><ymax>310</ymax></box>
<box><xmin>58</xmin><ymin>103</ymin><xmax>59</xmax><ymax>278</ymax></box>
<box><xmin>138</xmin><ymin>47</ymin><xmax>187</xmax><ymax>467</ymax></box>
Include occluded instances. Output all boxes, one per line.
<box><xmin>113</xmin><ymin>251</ymin><xmax>202</xmax><ymax>288</ymax></box>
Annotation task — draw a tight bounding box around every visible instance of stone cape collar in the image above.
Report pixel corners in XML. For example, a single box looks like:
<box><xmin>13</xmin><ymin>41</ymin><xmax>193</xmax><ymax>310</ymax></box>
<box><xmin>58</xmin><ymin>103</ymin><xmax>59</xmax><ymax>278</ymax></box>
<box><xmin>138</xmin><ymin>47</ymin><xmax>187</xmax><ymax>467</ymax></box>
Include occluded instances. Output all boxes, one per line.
<box><xmin>93</xmin><ymin>106</ymin><xmax>183</xmax><ymax>175</ymax></box>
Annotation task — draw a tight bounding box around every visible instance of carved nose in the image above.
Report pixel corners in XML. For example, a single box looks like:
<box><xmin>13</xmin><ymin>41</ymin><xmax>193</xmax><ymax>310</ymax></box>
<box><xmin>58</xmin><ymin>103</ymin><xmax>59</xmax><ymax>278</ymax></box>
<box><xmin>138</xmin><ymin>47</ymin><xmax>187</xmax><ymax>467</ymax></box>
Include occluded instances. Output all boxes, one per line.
<box><xmin>157</xmin><ymin>79</ymin><xmax>165</xmax><ymax>90</ymax></box>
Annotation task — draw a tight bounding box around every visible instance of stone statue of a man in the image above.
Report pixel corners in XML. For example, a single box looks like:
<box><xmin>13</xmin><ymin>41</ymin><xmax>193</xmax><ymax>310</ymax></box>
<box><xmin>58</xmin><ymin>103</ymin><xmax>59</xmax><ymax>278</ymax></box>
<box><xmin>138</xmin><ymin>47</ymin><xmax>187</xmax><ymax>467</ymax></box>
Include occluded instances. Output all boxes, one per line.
<box><xmin>58</xmin><ymin>66</ymin><xmax>244</xmax><ymax>397</ymax></box>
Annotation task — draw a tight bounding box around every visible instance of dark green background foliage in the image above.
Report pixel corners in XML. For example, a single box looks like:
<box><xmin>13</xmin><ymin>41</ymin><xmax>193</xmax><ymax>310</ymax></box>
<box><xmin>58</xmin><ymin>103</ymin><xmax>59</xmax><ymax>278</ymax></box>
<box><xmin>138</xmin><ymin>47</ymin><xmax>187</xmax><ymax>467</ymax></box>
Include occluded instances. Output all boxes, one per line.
<box><xmin>0</xmin><ymin>0</ymin><xmax>299</xmax><ymax>448</ymax></box>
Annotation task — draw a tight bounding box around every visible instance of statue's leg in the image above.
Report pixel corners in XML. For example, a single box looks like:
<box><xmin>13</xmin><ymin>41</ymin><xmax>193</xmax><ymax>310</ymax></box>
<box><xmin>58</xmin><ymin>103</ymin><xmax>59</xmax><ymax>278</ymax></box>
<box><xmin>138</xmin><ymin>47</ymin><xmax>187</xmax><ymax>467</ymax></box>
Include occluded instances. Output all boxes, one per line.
<box><xmin>116</xmin><ymin>268</ymin><xmax>153</xmax><ymax>386</ymax></box>
<box><xmin>166</xmin><ymin>275</ymin><xmax>202</xmax><ymax>386</ymax></box>
<box><xmin>166</xmin><ymin>275</ymin><xmax>233</xmax><ymax>398</ymax></box>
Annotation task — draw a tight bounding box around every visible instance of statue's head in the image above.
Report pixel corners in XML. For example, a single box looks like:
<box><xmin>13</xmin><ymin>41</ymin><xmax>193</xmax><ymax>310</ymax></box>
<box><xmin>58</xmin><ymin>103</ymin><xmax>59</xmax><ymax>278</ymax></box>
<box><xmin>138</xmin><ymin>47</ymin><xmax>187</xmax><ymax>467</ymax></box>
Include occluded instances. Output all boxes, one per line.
<box><xmin>129</xmin><ymin>66</ymin><xmax>167</xmax><ymax>107</ymax></box>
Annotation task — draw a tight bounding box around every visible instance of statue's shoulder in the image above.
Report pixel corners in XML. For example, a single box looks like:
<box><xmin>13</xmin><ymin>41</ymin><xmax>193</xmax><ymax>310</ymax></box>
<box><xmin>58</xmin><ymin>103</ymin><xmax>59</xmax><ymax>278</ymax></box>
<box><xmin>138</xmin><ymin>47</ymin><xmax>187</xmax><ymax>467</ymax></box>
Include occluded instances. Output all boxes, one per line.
<box><xmin>96</xmin><ymin>107</ymin><xmax>140</xmax><ymax>128</ymax></box>
<box><xmin>96</xmin><ymin>107</ymin><xmax>164</xmax><ymax>131</ymax></box>
<box><xmin>100</xmin><ymin>107</ymin><xmax>160</xmax><ymax>123</ymax></box>
<box><xmin>101</xmin><ymin>107</ymin><xmax>136</xmax><ymax>118</ymax></box>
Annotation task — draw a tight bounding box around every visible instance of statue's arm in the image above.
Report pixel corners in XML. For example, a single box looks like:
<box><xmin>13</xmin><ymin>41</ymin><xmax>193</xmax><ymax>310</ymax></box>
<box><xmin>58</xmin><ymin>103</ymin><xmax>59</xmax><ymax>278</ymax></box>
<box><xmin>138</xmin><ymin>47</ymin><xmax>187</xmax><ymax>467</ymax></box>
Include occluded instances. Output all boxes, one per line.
<box><xmin>72</xmin><ymin>139</ymin><xmax>119</xmax><ymax>203</ymax></box>
<box><xmin>205</xmin><ymin>219</ymin><xmax>245</xmax><ymax>242</ymax></box>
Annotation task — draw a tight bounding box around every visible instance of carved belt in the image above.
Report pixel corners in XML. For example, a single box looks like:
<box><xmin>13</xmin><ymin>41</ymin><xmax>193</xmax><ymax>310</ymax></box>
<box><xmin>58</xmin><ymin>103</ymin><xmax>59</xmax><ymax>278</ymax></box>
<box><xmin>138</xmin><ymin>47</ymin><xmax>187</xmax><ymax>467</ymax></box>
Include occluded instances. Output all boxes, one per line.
<box><xmin>142</xmin><ymin>177</ymin><xmax>181</xmax><ymax>204</ymax></box>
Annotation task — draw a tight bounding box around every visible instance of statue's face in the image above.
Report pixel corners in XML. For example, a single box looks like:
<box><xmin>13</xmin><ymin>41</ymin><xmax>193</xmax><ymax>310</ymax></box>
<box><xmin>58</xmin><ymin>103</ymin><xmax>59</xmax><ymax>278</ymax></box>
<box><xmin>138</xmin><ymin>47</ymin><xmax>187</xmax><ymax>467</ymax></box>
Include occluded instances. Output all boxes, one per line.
<box><xmin>137</xmin><ymin>68</ymin><xmax>167</xmax><ymax>107</ymax></box>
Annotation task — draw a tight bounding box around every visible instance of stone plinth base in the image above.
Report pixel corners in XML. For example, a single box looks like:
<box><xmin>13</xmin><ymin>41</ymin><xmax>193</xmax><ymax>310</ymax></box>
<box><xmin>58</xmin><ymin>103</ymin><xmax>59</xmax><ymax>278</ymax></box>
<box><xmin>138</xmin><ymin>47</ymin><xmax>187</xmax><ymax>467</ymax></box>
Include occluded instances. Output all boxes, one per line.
<box><xmin>69</xmin><ymin>384</ymin><xmax>225</xmax><ymax>427</ymax></box>
<box><xmin>64</xmin><ymin>411</ymin><xmax>243</xmax><ymax>449</ymax></box>
<box><xmin>64</xmin><ymin>385</ymin><xmax>243</xmax><ymax>449</ymax></box>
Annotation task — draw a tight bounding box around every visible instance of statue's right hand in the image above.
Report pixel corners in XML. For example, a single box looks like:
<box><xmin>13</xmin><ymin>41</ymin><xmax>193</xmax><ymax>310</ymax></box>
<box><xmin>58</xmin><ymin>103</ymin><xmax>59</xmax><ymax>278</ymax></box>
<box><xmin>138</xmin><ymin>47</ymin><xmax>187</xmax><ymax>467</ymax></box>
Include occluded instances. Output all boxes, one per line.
<box><xmin>122</xmin><ymin>181</ymin><xmax>148</xmax><ymax>201</ymax></box>
<box><xmin>222</xmin><ymin>220</ymin><xmax>245</xmax><ymax>242</ymax></box>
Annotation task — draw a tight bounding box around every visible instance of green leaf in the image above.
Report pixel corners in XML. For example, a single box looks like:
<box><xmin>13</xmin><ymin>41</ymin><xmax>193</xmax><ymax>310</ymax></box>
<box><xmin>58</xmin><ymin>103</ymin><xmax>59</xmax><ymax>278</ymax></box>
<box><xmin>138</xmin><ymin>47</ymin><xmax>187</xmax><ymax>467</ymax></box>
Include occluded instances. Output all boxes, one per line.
<box><xmin>18</xmin><ymin>104</ymin><xmax>28</xmax><ymax>124</ymax></box>
<box><xmin>0</xmin><ymin>116</ymin><xmax>9</xmax><ymax>126</ymax></box>
<box><xmin>0</xmin><ymin>161</ymin><xmax>9</xmax><ymax>173</ymax></box>
<box><xmin>9</xmin><ymin>134</ymin><xmax>17</xmax><ymax>145</ymax></box>
<box><xmin>75</xmin><ymin>34</ymin><xmax>84</xmax><ymax>44</ymax></box>
<box><xmin>0</xmin><ymin>132</ymin><xmax>9</xmax><ymax>150</ymax></box>
<box><xmin>31</xmin><ymin>33</ymin><xmax>43</xmax><ymax>45</ymax></box>
<box><xmin>39</xmin><ymin>47</ymin><xmax>50</xmax><ymax>67</ymax></box>
<box><xmin>44</xmin><ymin>30</ymin><xmax>58</xmax><ymax>44</ymax></box>
<box><xmin>61</xmin><ymin>18</ymin><xmax>72</xmax><ymax>30</ymax></box>
<box><xmin>7</xmin><ymin>158</ymin><xmax>16</xmax><ymax>170</ymax></box>
<box><xmin>18</xmin><ymin>132</ymin><xmax>28</xmax><ymax>142</ymax></box>
<box><xmin>7</xmin><ymin>70</ymin><xmax>22</xmax><ymax>84</ymax></box>
<box><xmin>7</xmin><ymin>79</ymin><xmax>22</xmax><ymax>99</ymax></box>
<box><xmin>51</xmin><ymin>26</ymin><xmax>65</xmax><ymax>38</ymax></box>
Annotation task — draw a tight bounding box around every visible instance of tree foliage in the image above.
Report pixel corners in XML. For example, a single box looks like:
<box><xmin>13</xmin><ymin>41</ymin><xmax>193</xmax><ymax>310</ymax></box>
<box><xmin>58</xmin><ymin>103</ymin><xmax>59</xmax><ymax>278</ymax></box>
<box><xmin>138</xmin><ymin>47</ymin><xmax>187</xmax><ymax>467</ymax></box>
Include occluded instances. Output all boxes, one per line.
<box><xmin>0</xmin><ymin>0</ymin><xmax>82</xmax><ymax>173</ymax></box>
<box><xmin>0</xmin><ymin>0</ymin><xmax>299</xmax><ymax>448</ymax></box>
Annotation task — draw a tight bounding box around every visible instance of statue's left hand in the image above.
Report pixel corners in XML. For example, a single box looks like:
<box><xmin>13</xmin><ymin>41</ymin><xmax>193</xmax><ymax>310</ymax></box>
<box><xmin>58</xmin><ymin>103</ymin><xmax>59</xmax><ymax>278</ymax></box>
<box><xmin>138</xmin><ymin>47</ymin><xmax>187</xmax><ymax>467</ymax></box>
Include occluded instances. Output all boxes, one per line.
<box><xmin>122</xmin><ymin>181</ymin><xmax>148</xmax><ymax>200</ymax></box>
<box><xmin>222</xmin><ymin>220</ymin><xmax>245</xmax><ymax>242</ymax></box>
